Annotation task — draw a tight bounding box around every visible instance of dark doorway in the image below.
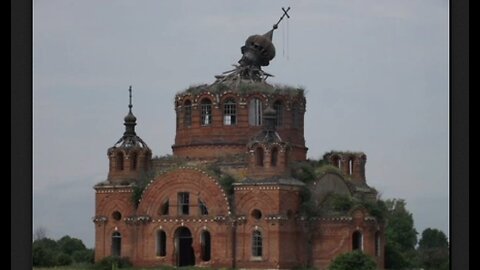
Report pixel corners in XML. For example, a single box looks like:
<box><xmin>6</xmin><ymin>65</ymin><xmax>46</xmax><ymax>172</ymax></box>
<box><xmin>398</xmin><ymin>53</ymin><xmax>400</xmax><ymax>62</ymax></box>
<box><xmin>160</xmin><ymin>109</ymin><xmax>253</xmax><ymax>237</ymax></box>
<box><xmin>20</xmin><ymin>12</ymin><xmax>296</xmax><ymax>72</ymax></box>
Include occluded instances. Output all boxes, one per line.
<box><xmin>175</xmin><ymin>227</ymin><xmax>195</xmax><ymax>267</ymax></box>
<box><xmin>352</xmin><ymin>231</ymin><xmax>363</xmax><ymax>251</ymax></box>
<box><xmin>111</xmin><ymin>232</ymin><xmax>121</xmax><ymax>257</ymax></box>
<box><xmin>200</xmin><ymin>231</ymin><xmax>211</xmax><ymax>261</ymax></box>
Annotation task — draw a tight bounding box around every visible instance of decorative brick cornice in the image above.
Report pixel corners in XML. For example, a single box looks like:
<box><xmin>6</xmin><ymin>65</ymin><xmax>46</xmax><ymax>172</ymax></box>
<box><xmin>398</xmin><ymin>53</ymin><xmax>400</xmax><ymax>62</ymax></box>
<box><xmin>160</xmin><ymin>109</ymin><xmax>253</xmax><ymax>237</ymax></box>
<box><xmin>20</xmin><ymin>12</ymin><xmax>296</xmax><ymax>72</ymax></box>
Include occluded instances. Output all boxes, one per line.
<box><xmin>92</xmin><ymin>215</ymin><xmax>108</xmax><ymax>224</ymax></box>
<box><xmin>125</xmin><ymin>215</ymin><xmax>152</xmax><ymax>225</ymax></box>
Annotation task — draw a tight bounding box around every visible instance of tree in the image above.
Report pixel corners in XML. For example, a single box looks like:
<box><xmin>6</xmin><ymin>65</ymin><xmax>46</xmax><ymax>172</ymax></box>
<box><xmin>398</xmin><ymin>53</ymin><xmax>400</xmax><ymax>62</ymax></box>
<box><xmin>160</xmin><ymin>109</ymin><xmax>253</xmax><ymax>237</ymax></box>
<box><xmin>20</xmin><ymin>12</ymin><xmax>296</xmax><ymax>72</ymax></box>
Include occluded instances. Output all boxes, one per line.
<box><xmin>32</xmin><ymin>245</ymin><xmax>57</xmax><ymax>267</ymax></box>
<box><xmin>33</xmin><ymin>226</ymin><xmax>48</xmax><ymax>241</ymax></box>
<box><xmin>32</xmin><ymin>235</ymin><xmax>90</xmax><ymax>267</ymax></box>
<box><xmin>384</xmin><ymin>199</ymin><xmax>418</xmax><ymax>269</ymax></box>
<box><xmin>328</xmin><ymin>251</ymin><xmax>377</xmax><ymax>270</ymax></box>
<box><xmin>418</xmin><ymin>228</ymin><xmax>449</xmax><ymax>270</ymax></box>
<box><xmin>57</xmin><ymin>235</ymin><xmax>87</xmax><ymax>255</ymax></box>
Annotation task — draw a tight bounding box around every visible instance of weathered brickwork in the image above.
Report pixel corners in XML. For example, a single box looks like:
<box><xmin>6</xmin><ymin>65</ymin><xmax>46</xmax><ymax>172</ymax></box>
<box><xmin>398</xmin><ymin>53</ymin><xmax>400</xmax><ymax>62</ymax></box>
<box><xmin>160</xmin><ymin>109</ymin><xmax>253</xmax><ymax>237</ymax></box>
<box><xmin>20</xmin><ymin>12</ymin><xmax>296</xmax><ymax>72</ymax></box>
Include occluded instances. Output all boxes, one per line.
<box><xmin>94</xmin><ymin>84</ymin><xmax>384</xmax><ymax>269</ymax></box>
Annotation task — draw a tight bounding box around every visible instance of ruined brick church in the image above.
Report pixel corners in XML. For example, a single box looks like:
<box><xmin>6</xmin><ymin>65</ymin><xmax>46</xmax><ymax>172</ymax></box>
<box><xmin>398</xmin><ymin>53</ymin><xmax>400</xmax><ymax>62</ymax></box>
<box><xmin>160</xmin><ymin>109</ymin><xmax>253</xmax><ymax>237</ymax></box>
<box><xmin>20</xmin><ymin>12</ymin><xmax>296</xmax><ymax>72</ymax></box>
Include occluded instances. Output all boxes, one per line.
<box><xmin>93</xmin><ymin>11</ymin><xmax>385</xmax><ymax>269</ymax></box>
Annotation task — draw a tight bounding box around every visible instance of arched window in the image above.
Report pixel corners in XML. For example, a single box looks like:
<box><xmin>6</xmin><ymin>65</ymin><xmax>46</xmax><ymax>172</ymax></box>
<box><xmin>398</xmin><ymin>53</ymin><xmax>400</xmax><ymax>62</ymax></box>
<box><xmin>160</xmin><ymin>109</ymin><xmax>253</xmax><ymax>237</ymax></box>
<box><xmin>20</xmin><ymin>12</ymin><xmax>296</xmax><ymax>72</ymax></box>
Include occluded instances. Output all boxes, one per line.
<box><xmin>199</xmin><ymin>199</ymin><xmax>208</xmax><ymax>216</ymax></box>
<box><xmin>349</xmin><ymin>158</ymin><xmax>353</xmax><ymax>175</ymax></box>
<box><xmin>200</xmin><ymin>98</ymin><xmax>212</xmax><ymax>126</ymax></box>
<box><xmin>249</xmin><ymin>98</ymin><xmax>263</xmax><ymax>126</ymax></box>
<box><xmin>252</xmin><ymin>230</ymin><xmax>263</xmax><ymax>257</ymax></box>
<box><xmin>111</xmin><ymin>232</ymin><xmax>121</xmax><ymax>257</ymax></box>
<box><xmin>131</xmin><ymin>152</ymin><xmax>137</xmax><ymax>170</ymax></box>
<box><xmin>352</xmin><ymin>231</ymin><xmax>363</xmax><ymax>251</ymax></box>
<box><xmin>156</xmin><ymin>230</ymin><xmax>167</xmax><ymax>257</ymax></box>
<box><xmin>200</xmin><ymin>231</ymin><xmax>211</xmax><ymax>261</ymax></box>
<box><xmin>116</xmin><ymin>152</ymin><xmax>124</xmax><ymax>171</ymax></box>
<box><xmin>184</xmin><ymin>100</ymin><xmax>192</xmax><ymax>127</ymax></box>
<box><xmin>178</xmin><ymin>192</ymin><xmax>190</xmax><ymax>215</ymax></box>
<box><xmin>273</xmin><ymin>100</ymin><xmax>283</xmax><ymax>128</ymax></box>
<box><xmin>160</xmin><ymin>199</ymin><xmax>169</xmax><ymax>216</ymax></box>
<box><xmin>332</xmin><ymin>155</ymin><xmax>341</xmax><ymax>169</ymax></box>
<box><xmin>255</xmin><ymin>147</ymin><xmax>264</xmax><ymax>167</ymax></box>
<box><xmin>375</xmin><ymin>231</ymin><xmax>381</xmax><ymax>256</ymax></box>
<box><xmin>292</xmin><ymin>103</ymin><xmax>301</xmax><ymax>129</ymax></box>
<box><xmin>271</xmin><ymin>147</ymin><xmax>278</xmax><ymax>167</ymax></box>
<box><xmin>223</xmin><ymin>98</ymin><xmax>237</xmax><ymax>125</ymax></box>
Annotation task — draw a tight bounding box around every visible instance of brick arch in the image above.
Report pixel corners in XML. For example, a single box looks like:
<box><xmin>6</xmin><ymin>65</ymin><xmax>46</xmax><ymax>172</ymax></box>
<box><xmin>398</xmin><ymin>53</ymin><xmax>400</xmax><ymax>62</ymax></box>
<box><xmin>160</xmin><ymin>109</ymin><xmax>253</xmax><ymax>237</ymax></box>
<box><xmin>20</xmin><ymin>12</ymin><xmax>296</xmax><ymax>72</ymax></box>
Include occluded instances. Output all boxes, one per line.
<box><xmin>246</xmin><ymin>93</ymin><xmax>268</xmax><ymax>104</ymax></box>
<box><xmin>137</xmin><ymin>168</ymin><xmax>231</xmax><ymax>216</ymax></box>
<box><xmin>236</xmin><ymin>190</ymin><xmax>275</xmax><ymax>215</ymax></box>
<box><xmin>175</xmin><ymin>93</ymin><xmax>194</xmax><ymax>106</ymax></box>
<box><xmin>97</xmin><ymin>197</ymin><xmax>133</xmax><ymax>218</ymax></box>
<box><xmin>195</xmin><ymin>93</ymin><xmax>217</xmax><ymax>105</ymax></box>
<box><xmin>220</xmin><ymin>92</ymin><xmax>240</xmax><ymax>103</ymax></box>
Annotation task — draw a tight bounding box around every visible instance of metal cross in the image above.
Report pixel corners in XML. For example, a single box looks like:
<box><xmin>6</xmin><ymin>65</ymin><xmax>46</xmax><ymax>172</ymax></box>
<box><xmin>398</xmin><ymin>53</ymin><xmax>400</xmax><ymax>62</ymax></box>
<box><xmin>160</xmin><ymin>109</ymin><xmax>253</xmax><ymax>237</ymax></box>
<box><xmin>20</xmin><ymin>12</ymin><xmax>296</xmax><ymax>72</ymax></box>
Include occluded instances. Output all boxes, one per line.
<box><xmin>274</xmin><ymin>7</ymin><xmax>291</xmax><ymax>28</ymax></box>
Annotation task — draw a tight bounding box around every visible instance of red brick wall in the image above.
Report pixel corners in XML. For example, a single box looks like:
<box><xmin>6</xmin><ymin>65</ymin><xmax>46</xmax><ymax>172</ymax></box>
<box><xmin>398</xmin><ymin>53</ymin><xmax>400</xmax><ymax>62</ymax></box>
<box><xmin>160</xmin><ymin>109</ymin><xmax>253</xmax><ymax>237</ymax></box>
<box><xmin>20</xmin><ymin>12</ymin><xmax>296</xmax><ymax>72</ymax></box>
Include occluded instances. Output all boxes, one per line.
<box><xmin>94</xmin><ymin>186</ymin><xmax>136</xmax><ymax>261</ymax></box>
<box><xmin>173</xmin><ymin>90</ymin><xmax>307</xmax><ymax>161</ymax></box>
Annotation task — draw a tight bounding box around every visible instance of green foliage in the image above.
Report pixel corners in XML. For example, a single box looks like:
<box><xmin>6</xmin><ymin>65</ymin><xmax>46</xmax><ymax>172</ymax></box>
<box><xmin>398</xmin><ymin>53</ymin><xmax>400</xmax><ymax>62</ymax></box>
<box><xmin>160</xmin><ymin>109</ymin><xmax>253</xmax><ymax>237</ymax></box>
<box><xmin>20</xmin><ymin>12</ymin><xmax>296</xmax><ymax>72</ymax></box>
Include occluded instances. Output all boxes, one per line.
<box><xmin>132</xmin><ymin>169</ymin><xmax>156</xmax><ymax>207</ymax></box>
<box><xmin>94</xmin><ymin>256</ymin><xmax>132</xmax><ymax>270</ymax></box>
<box><xmin>383</xmin><ymin>199</ymin><xmax>418</xmax><ymax>269</ymax></box>
<box><xmin>33</xmin><ymin>238</ymin><xmax>60</xmax><ymax>267</ymax></box>
<box><xmin>182</xmin><ymin>81</ymin><xmax>305</xmax><ymax>97</ymax></box>
<box><xmin>384</xmin><ymin>199</ymin><xmax>418</xmax><ymax>252</ymax></box>
<box><xmin>58</xmin><ymin>235</ymin><xmax>87</xmax><ymax>255</ymax></box>
<box><xmin>362</xmin><ymin>199</ymin><xmax>388</xmax><ymax>222</ymax></box>
<box><xmin>291</xmin><ymin>161</ymin><xmax>316</xmax><ymax>183</ymax></box>
<box><xmin>384</xmin><ymin>242</ymin><xmax>412</xmax><ymax>269</ymax></box>
<box><xmin>299</xmin><ymin>186</ymin><xmax>318</xmax><ymax>217</ymax></box>
<box><xmin>72</xmin><ymin>249</ymin><xmax>95</xmax><ymax>264</ymax></box>
<box><xmin>418</xmin><ymin>228</ymin><xmax>449</xmax><ymax>270</ymax></box>
<box><xmin>418</xmin><ymin>228</ymin><xmax>448</xmax><ymax>249</ymax></box>
<box><xmin>219</xmin><ymin>174</ymin><xmax>235</xmax><ymax>195</ymax></box>
<box><xmin>314</xmin><ymin>164</ymin><xmax>342</xmax><ymax>177</ymax></box>
<box><xmin>33</xmin><ymin>237</ymin><xmax>59</xmax><ymax>251</ymax></box>
<box><xmin>328</xmin><ymin>251</ymin><xmax>377</xmax><ymax>270</ymax></box>
<box><xmin>32</xmin><ymin>235</ymin><xmax>90</xmax><ymax>267</ymax></box>
<box><xmin>56</xmin><ymin>253</ymin><xmax>73</xmax><ymax>266</ymax></box>
<box><xmin>32</xmin><ymin>245</ymin><xmax>57</xmax><ymax>267</ymax></box>
<box><xmin>330</xmin><ymin>194</ymin><xmax>354</xmax><ymax>212</ymax></box>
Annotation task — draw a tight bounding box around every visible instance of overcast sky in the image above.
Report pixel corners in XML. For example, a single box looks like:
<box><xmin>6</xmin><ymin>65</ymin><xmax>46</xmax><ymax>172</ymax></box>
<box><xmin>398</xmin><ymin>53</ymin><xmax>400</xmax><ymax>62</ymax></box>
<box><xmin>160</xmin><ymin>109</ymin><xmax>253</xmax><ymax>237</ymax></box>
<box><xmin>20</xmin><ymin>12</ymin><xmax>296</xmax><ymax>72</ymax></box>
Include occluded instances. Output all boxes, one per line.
<box><xmin>33</xmin><ymin>0</ymin><xmax>448</xmax><ymax>248</ymax></box>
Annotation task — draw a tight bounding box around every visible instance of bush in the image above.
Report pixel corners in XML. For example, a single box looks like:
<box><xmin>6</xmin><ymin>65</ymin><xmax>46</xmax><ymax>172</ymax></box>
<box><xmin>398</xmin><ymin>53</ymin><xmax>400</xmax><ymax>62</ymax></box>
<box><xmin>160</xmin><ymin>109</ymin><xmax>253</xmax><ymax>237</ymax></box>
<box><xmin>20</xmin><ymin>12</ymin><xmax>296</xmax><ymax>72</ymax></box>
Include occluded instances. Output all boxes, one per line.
<box><xmin>72</xmin><ymin>248</ymin><xmax>95</xmax><ymax>264</ymax></box>
<box><xmin>291</xmin><ymin>162</ymin><xmax>316</xmax><ymax>183</ymax></box>
<box><xmin>32</xmin><ymin>246</ymin><xmax>57</xmax><ymax>267</ymax></box>
<box><xmin>219</xmin><ymin>174</ymin><xmax>235</xmax><ymax>195</ymax></box>
<box><xmin>331</xmin><ymin>194</ymin><xmax>354</xmax><ymax>212</ymax></box>
<box><xmin>95</xmin><ymin>256</ymin><xmax>132</xmax><ymax>270</ymax></box>
<box><xmin>328</xmin><ymin>251</ymin><xmax>377</xmax><ymax>270</ymax></box>
<box><xmin>56</xmin><ymin>252</ymin><xmax>73</xmax><ymax>266</ymax></box>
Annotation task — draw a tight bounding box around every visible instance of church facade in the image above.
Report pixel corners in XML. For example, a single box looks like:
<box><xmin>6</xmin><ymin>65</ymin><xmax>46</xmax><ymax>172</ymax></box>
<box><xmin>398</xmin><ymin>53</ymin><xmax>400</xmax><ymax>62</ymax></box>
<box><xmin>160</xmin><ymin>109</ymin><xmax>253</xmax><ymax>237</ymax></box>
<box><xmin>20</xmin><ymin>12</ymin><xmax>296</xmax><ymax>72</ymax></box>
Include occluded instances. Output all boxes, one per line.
<box><xmin>93</xmin><ymin>14</ymin><xmax>385</xmax><ymax>270</ymax></box>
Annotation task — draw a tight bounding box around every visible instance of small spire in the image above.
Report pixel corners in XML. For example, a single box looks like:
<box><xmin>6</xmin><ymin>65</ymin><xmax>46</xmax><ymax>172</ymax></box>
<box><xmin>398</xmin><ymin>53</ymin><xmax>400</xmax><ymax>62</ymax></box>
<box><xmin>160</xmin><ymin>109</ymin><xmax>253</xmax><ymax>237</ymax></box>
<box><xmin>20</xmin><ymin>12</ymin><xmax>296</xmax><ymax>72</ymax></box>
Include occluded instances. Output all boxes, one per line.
<box><xmin>128</xmin><ymin>85</ymin><xmax>133</xmax><ymax>112</ymax></box>
<box><xmin>123</xmin><ymin>85</ymin><xmax>137</xmax><ymax>136</ymax></box>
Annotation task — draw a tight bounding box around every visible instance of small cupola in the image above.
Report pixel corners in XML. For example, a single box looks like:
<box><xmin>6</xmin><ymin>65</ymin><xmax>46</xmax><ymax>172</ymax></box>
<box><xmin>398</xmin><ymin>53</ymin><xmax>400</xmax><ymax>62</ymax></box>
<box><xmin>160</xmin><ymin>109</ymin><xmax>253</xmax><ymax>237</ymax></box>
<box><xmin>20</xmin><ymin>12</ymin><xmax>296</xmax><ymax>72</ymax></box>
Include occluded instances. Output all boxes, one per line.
<box><xmin>107</xmin><ymin>86</ymin><xmax>152</xmax><ymax>184</ymax></box>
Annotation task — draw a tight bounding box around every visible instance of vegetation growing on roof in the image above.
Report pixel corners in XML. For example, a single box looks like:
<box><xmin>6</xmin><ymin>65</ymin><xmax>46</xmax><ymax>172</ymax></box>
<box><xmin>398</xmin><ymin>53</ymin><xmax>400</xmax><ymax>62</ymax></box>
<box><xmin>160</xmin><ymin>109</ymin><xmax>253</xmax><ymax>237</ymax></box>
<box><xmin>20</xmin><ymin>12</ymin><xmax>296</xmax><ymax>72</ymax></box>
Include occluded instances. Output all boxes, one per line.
<box><xmin>323</xmin><ymin>150</ymin><xmax>365</xmax><ymax>158</ymax></box>
<box><xmin>132</xmin><ymin>169</ymin><xmax>157</xmax><ymax>208</ymax></box>
<box><xmin>179</xmin><ymin>81</ymin><xmax>305</xmax><ymax>97</ymax></box>
<box><xmin>292</xmin><ymin>157</ymin><xmax>386</xmax><ymax>220</ymax></box>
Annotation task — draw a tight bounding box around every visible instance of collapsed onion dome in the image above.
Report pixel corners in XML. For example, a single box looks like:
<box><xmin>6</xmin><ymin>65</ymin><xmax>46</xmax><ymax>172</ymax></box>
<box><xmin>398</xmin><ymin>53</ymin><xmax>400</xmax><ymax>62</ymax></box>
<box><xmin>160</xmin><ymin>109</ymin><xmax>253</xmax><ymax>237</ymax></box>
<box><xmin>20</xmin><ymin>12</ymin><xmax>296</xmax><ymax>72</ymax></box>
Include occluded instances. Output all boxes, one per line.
<box><xmin>238</xmin><ymin>27</ymin><xmax>276</xmax><ymax>67</ymax></box>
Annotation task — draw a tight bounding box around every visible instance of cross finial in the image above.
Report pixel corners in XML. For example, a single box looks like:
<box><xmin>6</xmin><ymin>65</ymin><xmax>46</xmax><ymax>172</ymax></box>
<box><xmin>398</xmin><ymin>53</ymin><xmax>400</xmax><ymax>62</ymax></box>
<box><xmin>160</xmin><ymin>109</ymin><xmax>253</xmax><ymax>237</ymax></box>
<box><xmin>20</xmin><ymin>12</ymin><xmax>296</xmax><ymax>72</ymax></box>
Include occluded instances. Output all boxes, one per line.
<box><xmin>273</xmin><ymin>7</ymin><xmax>290</xmax><ymax>29</ymax></box>
<box><xmin>128</xmin><ymin>85</ymin><xmax>133</xmax><ymax>112</ymax></box>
